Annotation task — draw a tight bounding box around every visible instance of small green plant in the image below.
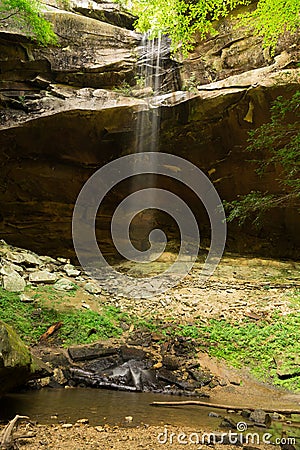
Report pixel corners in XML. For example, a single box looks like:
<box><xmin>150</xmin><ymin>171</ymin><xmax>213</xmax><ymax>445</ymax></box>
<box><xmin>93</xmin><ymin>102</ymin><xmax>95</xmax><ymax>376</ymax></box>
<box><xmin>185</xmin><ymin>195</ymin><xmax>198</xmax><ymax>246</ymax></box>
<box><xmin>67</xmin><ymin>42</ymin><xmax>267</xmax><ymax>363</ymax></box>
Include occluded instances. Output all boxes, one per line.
<box><xmin>17</xmin><ymin>95</ymin><xmax>26</xmax><ymax>104</ymax></box>
<box><xmin>57</xmin><ymin>0</ymin><xmax>70</xmax><ymax>10</ymax></box>
<box><xmin>113</xmin><ymin>80</ymin><xmax>132</xmax><ymax>96</ymax></box>
<box><xmin>134</xmin><ymin>75</ymin><xmax>146</xmax><ymax>89</ymax></box>
<box><xmin>176</xmin><ymin>324</ymin><xmax>200</xmax><ymax>339</ymax></box>
<box><xmin>288</xmin><ymin>289</ymin><xmax>300</xmax><ymax>310</ymax></box>
<box><xmin>182</xmin><ymin>73</ymin><xmax>198</xmax><ymax>92</ymax></box>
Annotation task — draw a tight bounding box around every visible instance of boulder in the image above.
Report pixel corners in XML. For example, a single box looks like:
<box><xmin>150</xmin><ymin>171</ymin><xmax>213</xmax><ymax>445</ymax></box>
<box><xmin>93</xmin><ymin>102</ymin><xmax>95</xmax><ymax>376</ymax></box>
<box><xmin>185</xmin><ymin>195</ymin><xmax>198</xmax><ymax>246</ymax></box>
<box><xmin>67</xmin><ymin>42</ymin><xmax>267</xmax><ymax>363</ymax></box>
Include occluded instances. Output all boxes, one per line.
<box><xmin>1</xmin><ymin>267</ymin><xmax>26</xmax><ymax>292</ymax></box>
<box><xmin>120</xmin><ymin>345</ymin><xmax>146</xmax><ymax>361</ymax></box>
<box><xmin>84</xmin><ymin>282</ymin><xmax>102</xmax><ymax>294</ymax></box>
<box><xmin>0</xmin><ymin>321</ymin><xmax>51</xmax><ymax>396</ymax></box>
<box><xmin>28</xmin><ymin>270</ymin><xmax>57</xmax><ymax>284</ymax></box>
<box><xmin>63</xmin><ymin>264</ymin><xmax>81</xmax><ymax>277</ymax></box>
<box><xmin>54</xmin><ymin>277</ymin><xmax>76</xmax><ymax>291</ymax></box>
<box><xmin>70</xmin><ymin>0</ymin><xmax>136</xmax><ymax>30</ymax></box>
<box><xmin>4</xmin><ymin>250</ymin><xmax>41</xmax><ymax>266</ymax></box>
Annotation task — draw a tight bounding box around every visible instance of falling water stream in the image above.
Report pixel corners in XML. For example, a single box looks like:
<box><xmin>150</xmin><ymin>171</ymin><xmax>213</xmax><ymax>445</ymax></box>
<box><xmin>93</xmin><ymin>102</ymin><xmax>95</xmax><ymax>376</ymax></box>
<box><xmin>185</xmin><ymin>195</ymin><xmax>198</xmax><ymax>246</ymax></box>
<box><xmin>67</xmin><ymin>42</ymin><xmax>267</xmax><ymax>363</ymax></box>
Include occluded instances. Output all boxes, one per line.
<box><xmin>135</xmin><ymin>33</ymin><xmax>163</xmax><ymax>154</ymax></box>
<box><xmin>116</xmin><ymin>33</ymin><xmax>166</xmax><ymax>258</ymax></box>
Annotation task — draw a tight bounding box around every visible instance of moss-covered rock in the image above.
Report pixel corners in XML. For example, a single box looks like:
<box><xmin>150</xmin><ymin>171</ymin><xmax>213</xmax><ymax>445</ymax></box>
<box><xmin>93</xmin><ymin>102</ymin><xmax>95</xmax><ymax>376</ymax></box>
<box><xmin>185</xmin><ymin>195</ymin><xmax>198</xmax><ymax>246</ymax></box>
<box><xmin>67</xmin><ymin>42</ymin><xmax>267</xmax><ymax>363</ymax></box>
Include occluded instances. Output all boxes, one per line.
<box><xmin>0</xmin><ymin>321</ymin><xmax>51</xmax><ymax>396</ymax></box>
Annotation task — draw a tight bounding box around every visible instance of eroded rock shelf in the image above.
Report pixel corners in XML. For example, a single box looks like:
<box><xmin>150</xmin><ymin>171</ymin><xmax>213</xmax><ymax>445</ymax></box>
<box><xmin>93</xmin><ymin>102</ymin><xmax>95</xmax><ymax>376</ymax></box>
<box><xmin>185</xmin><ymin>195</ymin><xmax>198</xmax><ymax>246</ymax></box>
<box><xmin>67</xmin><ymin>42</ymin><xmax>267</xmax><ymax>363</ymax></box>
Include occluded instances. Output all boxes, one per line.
<box><xmin>0</xmin><ymin>0</ymin><xmax>299</xmax><ymax>260</ymax></box>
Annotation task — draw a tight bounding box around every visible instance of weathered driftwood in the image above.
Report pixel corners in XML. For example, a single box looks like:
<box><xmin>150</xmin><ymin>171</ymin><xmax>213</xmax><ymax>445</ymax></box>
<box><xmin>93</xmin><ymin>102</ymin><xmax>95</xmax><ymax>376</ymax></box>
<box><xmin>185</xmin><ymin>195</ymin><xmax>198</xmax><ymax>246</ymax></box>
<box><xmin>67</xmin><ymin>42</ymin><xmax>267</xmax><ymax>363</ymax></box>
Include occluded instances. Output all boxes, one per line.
<box><xmin>0</xmin><ymin>415</ymin><xmax>29</xmax><ymax>449</ymax></box>
<box><xmin>150</xmin><ymin>400</ymin><xmax>300</xmax><ymax>415</ymax></box>
<box><xmin>39</xmin><ymin>321</ymin><xmax>63</xmax><ymax>342</ymax></box>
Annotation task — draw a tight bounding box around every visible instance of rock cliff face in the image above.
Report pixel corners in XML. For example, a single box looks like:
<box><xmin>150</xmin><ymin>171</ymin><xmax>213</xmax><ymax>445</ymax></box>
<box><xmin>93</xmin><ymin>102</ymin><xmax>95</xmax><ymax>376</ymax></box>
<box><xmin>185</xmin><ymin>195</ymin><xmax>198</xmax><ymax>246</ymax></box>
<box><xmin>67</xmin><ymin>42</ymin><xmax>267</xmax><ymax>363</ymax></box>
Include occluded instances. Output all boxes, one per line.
<box><xmin>0</xmin><ymin>1</ymin><xmax>299</xmax><ymax>259</ymax></box>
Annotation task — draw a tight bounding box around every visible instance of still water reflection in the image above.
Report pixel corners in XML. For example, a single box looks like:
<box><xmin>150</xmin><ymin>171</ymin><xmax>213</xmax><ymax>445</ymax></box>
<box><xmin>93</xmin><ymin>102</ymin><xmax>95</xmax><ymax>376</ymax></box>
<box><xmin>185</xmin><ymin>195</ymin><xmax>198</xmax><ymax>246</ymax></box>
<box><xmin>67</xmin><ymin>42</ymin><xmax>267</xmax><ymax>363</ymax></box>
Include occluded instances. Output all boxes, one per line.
<box><xmin>0</xmin><ymin>389</ymin><xmax>222</xmax><ymax>428</ymax></box>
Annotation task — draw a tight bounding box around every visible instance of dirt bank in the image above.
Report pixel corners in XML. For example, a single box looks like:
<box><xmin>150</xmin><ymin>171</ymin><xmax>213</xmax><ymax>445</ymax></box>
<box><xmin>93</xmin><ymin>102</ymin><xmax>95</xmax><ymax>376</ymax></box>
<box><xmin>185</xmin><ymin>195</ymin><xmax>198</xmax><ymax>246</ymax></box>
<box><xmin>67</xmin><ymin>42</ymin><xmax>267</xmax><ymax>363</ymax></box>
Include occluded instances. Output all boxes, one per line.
<box><xmin>0</xmin><ymin>421</ymin><xmax>290</xmax><ymax>450</ymax></box>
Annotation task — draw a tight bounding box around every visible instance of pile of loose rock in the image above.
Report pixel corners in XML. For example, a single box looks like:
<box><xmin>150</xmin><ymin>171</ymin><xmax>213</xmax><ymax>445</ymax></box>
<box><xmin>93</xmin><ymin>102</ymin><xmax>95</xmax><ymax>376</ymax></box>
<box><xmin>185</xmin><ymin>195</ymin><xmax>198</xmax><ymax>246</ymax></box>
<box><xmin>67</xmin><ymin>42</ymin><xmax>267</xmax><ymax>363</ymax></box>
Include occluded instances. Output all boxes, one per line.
<box><xmin>0</xmin><ymin>240</ymin><xmax>102</xmax><ymax>295</ymax></box>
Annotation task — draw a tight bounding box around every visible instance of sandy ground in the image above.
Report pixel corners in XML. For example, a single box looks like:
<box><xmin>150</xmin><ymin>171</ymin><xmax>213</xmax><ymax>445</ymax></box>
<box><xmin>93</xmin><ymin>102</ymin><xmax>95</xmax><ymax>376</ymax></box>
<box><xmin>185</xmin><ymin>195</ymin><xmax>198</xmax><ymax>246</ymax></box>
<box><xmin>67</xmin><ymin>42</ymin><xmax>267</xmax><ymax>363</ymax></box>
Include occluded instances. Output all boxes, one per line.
<box><xmin>1</xmin><ymin>421</ymin><xmax>290</xmax><ymax>450</ymax></box>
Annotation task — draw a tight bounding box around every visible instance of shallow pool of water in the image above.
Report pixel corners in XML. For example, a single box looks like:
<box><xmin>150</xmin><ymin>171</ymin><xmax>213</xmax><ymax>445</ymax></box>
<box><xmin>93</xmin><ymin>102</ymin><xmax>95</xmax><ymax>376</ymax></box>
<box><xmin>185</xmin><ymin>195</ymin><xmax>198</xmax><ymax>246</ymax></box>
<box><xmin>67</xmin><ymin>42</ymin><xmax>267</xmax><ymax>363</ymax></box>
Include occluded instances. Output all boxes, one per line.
<box><xmin>0</xmin><ymin>388</ymin><xmax>225</xmax><ymax>428</ymax></box>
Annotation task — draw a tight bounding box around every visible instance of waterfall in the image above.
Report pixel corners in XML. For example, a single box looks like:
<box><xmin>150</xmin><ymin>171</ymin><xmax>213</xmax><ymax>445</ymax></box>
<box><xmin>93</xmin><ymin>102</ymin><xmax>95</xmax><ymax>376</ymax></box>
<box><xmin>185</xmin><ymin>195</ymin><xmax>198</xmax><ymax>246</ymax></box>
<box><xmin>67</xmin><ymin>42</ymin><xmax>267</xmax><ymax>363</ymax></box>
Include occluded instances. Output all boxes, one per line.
<box><xmin>107</xmin><ymin>33</ymin><xmax>167</xmax><ymax>263</ymax></box>
<box><xmin>129</xmin><ymin>33</ymin><xmax>164</xmax><ymax>255</ymax></box>
<box><xmin>109</xmin><ymin>34</ymin><xmax>184</xmax><ymax>269</ymax></box>
<box><xmin>135</xmin><ymin>32</ymin><xmax>163</xmax><ymax>154</ymax></box>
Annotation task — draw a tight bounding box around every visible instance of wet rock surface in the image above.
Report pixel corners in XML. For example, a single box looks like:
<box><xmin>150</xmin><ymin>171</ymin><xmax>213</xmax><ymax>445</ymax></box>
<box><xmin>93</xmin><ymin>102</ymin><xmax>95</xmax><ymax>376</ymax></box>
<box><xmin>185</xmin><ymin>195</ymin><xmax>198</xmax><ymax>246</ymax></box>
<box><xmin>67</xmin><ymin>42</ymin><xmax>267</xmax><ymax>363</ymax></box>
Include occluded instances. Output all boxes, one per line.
<box><xmin>32</xmin><ymin>338</ymin><xmax>212</xmax><ymax>395</ymax></box>
<box><xmin>68</xmin><ymin>343</ymin><xmax>118</xmax><ymax>361</ymax></box>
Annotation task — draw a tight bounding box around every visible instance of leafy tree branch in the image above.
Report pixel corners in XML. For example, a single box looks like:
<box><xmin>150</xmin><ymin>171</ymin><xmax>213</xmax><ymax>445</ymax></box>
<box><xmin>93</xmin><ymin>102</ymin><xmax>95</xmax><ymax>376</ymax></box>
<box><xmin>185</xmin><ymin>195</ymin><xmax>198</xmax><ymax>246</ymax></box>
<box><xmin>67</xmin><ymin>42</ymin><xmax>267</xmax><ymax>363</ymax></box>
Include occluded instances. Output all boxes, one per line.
<box><xmin>224</xmin><ymin>91</ymin><xmax>300</xmax><ymax>225</ymax></box>
<box><xmin>116</xmin><ymin>0</ymin><xmax>300</xmax><ymax>55</ymax></box>
<box><xmin>0</xmin><ymin>0</ymin><xmax>57</xmax><ymax>45</ymax></box>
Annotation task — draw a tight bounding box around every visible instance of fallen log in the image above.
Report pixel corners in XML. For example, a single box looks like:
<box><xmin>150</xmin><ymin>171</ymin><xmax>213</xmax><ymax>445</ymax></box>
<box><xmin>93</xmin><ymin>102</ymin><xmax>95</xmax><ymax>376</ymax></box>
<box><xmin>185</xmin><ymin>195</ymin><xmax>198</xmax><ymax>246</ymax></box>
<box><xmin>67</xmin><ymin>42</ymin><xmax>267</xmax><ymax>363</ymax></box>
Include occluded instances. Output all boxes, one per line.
<box><xmin>150</xmin><ymin>400</ymin><xmax>300</xmax><ymax>415</ymax></box>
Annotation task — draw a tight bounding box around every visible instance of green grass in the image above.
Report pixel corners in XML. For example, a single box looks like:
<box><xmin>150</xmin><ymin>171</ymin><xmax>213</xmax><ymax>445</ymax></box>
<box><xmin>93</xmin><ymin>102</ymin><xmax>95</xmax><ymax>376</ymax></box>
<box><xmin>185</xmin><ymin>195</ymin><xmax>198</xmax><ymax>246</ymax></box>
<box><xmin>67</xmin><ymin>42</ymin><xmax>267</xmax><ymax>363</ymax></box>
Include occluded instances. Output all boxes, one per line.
<box><xmin>154</xmin><ymin>316</ymin><xmax>300</xmax><ymax>392</ymax></box>
<box><xmin>196</xmin><ymin>314</ymin><xmax>300</xmax><ymax>391</ymax></box>
<box><xmin>31</xmin><ymin>284</ymin><xmax>79</xmax><ymax>303</ymax></box>
<box><xmin>175</xmin><ymin>324</ymin><xmax>200</xmax><ymax>339</ymax></box>
<box><xmin>0</xmin><ymin>288</ymin><xmax>125</xmax><ymax>345</ymax></box>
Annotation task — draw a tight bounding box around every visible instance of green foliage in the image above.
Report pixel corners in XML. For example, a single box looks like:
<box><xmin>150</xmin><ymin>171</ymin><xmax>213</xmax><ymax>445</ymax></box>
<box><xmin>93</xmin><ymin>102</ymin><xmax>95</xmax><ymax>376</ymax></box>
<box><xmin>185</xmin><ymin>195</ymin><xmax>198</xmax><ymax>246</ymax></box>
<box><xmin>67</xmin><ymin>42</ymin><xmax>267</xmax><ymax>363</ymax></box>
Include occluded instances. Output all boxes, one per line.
<box><xmin>182</xmin><ymin>73</ymin><xmax>198</xmax><ymax>92</ymax></box>
<box><xmin>118</xmin><ymin>0</ymin><xmax>248</xmax><ymax>54</ymax></box>
<box><xmin>196</xmin><ymin>313</ymin><xmax>300</xmax><ymax>391</ymax></box>
<box><xmin>0</xmin><ymin>0</ymin><xmax>57</xmax><ymax>45</ymax></box>
<box><xmin>224</xmin><ymin>191</ymin><xmax>278</xmax><ymax>225</ymax></box>
<box><xmin>175</xmin><ymin>324</ymin><xmax>200</xmax><ymax>339</ymax></box>
<box><xmin>225</xmin><ymin>91</ymin><xmax>300</xmax><ymax>224</ymax></box>
<box><xmin>0</xmin><ymin>287</ymin><xmax>124</xmax><ymax>345</ymax></box>
<box><xmin>112</xmin><ymin>80</ymin><xmax>132</xmax><ymax>96</ymax></box>
<box><xmin>134</xmin><ymin>74</ymin><xmax>146</xmax><ymax>88</ymax></box>
<box><xmin>58</xmin><ymin>309</ymin><xmax>123</xmax><ymax>345</ymax></box>
<box><xmin>239</xmin><ymin>0</ymin><xmax>300</xmax><ymax>54</ymax></box>
<box><xmin>116</xmin><ymin>0</ymin><xmax>300</xmax><ymax>55</ymax></box>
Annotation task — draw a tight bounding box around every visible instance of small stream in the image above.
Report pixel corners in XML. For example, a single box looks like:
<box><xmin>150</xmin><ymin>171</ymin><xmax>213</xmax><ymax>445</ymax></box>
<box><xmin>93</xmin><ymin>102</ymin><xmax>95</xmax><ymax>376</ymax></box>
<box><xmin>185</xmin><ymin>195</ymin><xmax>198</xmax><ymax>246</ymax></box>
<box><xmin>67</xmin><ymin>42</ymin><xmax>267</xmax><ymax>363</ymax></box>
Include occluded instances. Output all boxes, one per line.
<box><xmin>0</xmin><ymin>389</ymin><xmax>224</xmax><ymax>428</ymax></box>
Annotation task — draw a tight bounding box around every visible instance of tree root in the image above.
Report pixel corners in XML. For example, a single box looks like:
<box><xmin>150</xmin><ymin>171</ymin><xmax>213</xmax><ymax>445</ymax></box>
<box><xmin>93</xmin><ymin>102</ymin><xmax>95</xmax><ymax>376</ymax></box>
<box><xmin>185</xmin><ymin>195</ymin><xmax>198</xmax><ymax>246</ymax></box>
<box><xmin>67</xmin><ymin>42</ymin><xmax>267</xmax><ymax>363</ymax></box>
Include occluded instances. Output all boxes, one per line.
<box><xmin>0</xmin><ymin>415</ymin><xmax>30</xmax><ymax>450</ymax></box>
